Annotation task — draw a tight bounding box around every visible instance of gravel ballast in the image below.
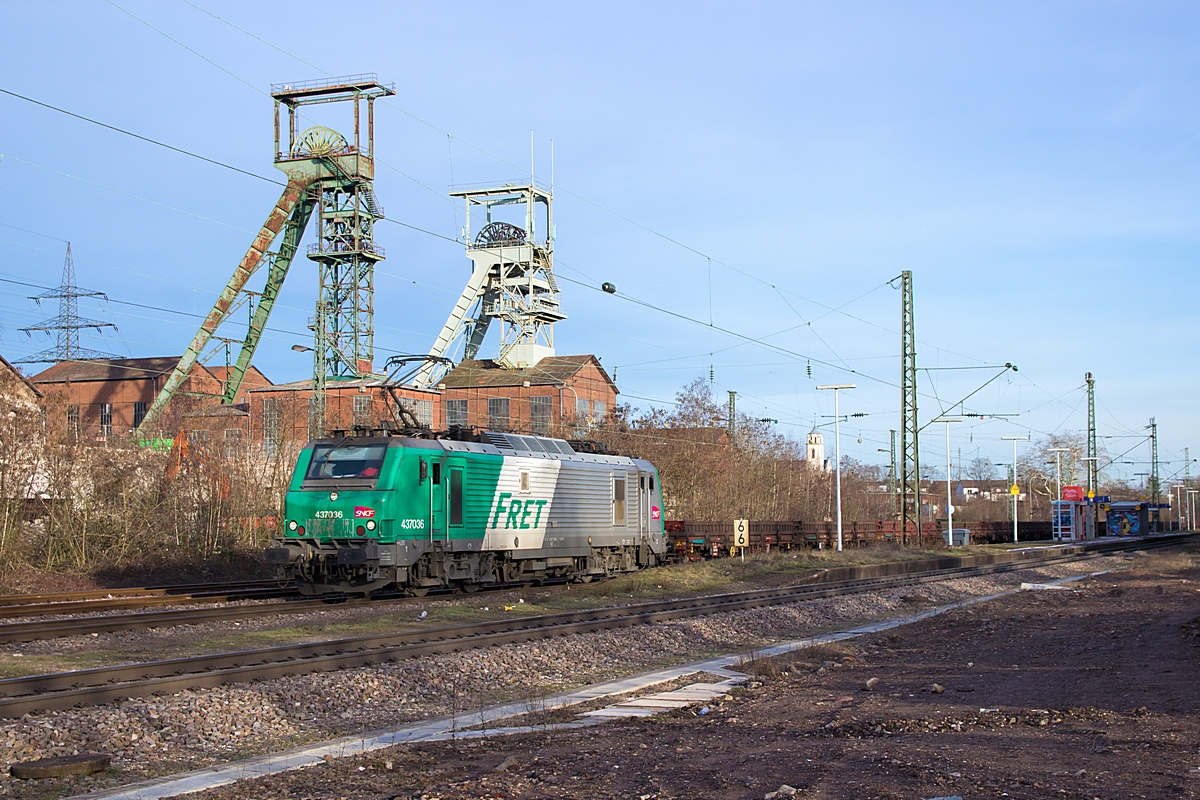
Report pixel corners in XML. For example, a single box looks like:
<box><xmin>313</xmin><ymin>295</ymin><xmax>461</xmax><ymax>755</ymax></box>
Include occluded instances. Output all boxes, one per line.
<box><xmin>0</xmin><ymin>556</ymin><xmax>1126</xmax><ymax>798</ymax></box>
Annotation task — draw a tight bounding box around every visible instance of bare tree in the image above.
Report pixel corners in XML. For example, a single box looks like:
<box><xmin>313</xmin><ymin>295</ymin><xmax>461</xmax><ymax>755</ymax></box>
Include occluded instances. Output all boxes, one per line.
<box><xmin>966</xmin><ymin>457</ymin><xmax>998</xmax><ymax>488</ymax></box>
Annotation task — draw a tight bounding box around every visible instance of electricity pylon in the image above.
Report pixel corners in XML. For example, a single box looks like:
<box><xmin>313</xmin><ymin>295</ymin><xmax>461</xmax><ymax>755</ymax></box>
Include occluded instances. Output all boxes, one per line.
<box><xmin>17</xmin><ymin>243</ymin><xmax>119</xmax><ymax>363</ymax></box>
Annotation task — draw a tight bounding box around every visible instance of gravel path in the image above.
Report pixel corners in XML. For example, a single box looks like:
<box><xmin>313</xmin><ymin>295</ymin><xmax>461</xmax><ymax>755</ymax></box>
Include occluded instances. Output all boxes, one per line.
<box><xmin>0</xmin><ymin>555</ymin><xmax>1127</xmax><ymax>798</ymax></box>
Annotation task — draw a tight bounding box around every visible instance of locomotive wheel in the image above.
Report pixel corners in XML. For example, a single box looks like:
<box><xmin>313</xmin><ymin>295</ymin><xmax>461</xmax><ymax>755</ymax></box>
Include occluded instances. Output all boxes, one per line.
<box><xmin>576</xmin><ymin>574</ymin><xmax>593</xmax><ymax>584</ymax></box>
<box><xmin>406</xmin><ymin>587</ymin><xmax>430</xmax><ymax>598</ymax></box>
<box><xmin>461</xmin><ymin>582</ymin><xmax>479</xmax><ymax>593</ymax></box>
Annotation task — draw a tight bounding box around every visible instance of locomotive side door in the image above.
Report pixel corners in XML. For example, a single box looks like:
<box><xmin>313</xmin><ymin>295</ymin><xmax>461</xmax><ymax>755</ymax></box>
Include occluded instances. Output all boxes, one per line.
<box><xmin>429</xmin><ymin>459</ymin><xmax>445</xmax><ymax>542</ymax></box>
<box><xmin>638</xmin><ymin>473</ymin><xmax>650</xmax><ymax>539</ymax></box>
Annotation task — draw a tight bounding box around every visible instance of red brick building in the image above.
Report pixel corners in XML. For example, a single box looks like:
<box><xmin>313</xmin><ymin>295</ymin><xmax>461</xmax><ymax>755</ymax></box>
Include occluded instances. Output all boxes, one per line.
<box><xmin>25</xmin><ymin>352</ymin><xmax>616</xmax><ymax>451</ymax></box>
<box><xmin>30</xmin><ymin>357</ymin><xmax>272</xmax><ymax>442</ymax></box>
<box><xmin>437</xmin><ymin>355</ymin><xmax>617</xmax><ymax>436</ymax></box>
<box><xmin>243</xmin><ymin>378</ymin><xmax>442</xmax><ymax>455</ymax></box>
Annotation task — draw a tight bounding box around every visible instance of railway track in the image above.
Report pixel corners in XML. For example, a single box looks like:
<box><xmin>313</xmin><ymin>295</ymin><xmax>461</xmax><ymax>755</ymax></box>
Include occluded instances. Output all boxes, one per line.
<box><xmin>0</xmin><ymin>579</ymin><xmax>580</xmax><ymax>645</ymax></box>
<box><xmin>0</xmin><ymin>581</ymin><xmax>296</xmax><ymax>619</ymax></box>
<box><xmin>0</xmin><ymin>534</ymin><xmax>1185</xmax><ymax>718</ymax></box>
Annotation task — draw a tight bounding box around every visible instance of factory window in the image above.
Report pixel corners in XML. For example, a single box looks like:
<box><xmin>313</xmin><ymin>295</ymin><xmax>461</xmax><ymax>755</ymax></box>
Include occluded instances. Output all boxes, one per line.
<box><xmin>66</xmin><ymin>404</ymin><xmax>79</xmax><ymax>441</ymax></box>
<box><xmin>133</xmin><ymin>401</ymin><xmax>147</xmax><ymax>428</ymax></box>
<box><xmin>188</xmin><ymin>429</ymin><xmax>209</xmax><ymax>446</ymax></box>
<box><xmin>448</xmin><ymin>468</ymin><xmax>464</xmax><ymax>527</ymax></box>
<box><xmin>353</xmin><ymin>395</ymin><xmax>372</xmax><ymax>427</ymax></box>
<box><xmin>593</xmin><ymin>401</ymin><xmax>606</xmax><ymax>423</ymax></box>
<box><xmin>530</xmin><ymin>396</ymin><xmax>551</xmax><ymax>434</ymax></box>
<box><xmin>261</xmin><ymin>398</ymin><xmax>281</xmax><ymax>458</ymax></box>
<box><xmin>98</xmin><ymin>403</ymin><xmax>112</xmax><ymax>439</ymax></box>
<box><xmin>576</xmin><ymin>396</ymin><xmax>589</xmax><ymax>421</ymax></box>
<box><xmin>445</xmin><ymin>399</ymin><xmax>468</xmax><ymax>427</ymax></box>
<box><xmin>412</xmin><ymin>399</ymin><xmax>433</xmax><ymax>428</ymax></box>
<box><xmin>488</xmin><ymin>397</ymin><xmax>510</xmax><ymax>431</ymax></box>
<box><xmin>612</xmin><ymin>472</ymin><xmax>626</xmax><ymax>526</ymax></box>
<box><xmin>224</xmin><ymin>429</ymin><xmax>242</xmax><ymax>458</ymax></box>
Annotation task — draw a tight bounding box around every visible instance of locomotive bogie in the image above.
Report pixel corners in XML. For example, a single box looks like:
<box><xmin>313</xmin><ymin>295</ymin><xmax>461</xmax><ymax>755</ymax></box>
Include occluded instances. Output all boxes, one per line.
<box><xmin>265</xmin><ymin>432</ymin><xmax>665</xmax><ymax>595</ymax></box>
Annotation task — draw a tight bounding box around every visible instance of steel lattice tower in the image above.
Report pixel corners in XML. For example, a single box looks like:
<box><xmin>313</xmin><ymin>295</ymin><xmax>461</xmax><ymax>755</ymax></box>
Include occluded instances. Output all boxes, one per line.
<box><xmin>138</xmin><ymin>76</ymin><xmax>394</xmax><ymax>437</ymax></box>
<box><xmin>899</xmin><ymin>270</ymin><xmax>920</xmax><ymax>541</ymax></box>
<box><xmin>889</xmin><ymin>429</ymin><xmax>898</xmax><ymax>518</ymax></box>
<box><xmin>17</xmin><ymin>242</ymin><xmax>119</xmax><ymax>364</ymax></box>
<box><xmin>1086</xmin><ymin>372</ymin><xmax>1097</xmax><ymax>495</ymax></box>
<box><xmin>1148</xmin><ymin>417</ymin><xmax>1160</xmax><ymax>505</ymax></box>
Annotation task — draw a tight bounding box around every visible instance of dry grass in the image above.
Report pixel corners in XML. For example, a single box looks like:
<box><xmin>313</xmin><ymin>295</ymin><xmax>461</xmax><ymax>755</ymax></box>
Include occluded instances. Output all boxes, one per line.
<box><xmin>1127</xmin><ymin>548</ymin><xmax>1199</xmax><ymax>574</ymax></box>
<box><xmin>584</xmin><ymin>546</ymin><xmax>948</xmax><ymax>602</ymax></box>
<box><xmin>738</xmin><ymin>641</ymin><xmax>858</xmax><ymax>678</ymax></box>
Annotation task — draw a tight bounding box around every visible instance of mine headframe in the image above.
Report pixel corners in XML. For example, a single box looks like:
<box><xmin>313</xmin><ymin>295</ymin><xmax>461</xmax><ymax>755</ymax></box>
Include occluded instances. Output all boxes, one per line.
<box><xmin>136</xmin><ymin>75</ymin><xmax>395</xmax><ymax>437</ymax></box>
<box><xmin>411</xmin><ymin>182</ymin><xmax>565</xmax><ymax>388</ymax></box>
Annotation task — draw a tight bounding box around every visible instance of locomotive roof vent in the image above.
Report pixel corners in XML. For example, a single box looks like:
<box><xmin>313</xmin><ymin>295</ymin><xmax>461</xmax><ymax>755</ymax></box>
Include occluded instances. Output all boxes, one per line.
<box><xmin>480</xmin><ymin>431</ymin><xmax>514</xmax><ymax>450</ymax></box>
<box><xmin>478</xmin><ymin>430</ymin><xmax>580</xmax><ymax>456</ymax></box>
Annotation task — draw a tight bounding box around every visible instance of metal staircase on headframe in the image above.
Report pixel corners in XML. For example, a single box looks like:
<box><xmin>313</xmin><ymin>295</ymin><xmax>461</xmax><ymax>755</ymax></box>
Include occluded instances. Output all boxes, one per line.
<box><xmin>136</xmin><ymin>75</ymin><xmax>395</xmax><ymax>437</ymax></box>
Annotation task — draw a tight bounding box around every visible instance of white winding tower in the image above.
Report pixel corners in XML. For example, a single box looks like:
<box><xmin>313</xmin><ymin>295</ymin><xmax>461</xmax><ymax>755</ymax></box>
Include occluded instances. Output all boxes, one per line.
<box><xmin>412</xmin><ymin>183</ymin><xmax>564</xmax><ymax>388</ymax></box>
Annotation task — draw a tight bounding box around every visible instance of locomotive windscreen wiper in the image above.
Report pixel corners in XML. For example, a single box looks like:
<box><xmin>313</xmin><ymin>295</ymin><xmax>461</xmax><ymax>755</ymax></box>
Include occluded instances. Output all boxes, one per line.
<box><xmin>314</xmin><ymin>436</ymin><xmax>352</xmax><ymax>464</ymax></box>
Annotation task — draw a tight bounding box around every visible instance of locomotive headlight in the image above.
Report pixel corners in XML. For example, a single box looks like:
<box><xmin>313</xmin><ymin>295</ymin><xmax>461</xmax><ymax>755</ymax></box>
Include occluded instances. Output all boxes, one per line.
<box><xmin>288</xmin><ymin>520</ymin><xmax>298</xmax><ymax>531</ymax></box>
<box><xmin>329</xmin><ymin>491</ymin><xmax>339</xmax><ymax>501</ymax></box>
<box><xmin>366</xmin><ymin>519</ymin><xmax>376</xmax><ymax>531</ymax></box>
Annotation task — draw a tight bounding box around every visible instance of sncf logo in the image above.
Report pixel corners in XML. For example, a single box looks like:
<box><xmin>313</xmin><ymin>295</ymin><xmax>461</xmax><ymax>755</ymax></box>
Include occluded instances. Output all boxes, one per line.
<box><xmin>354</xmin><ymin>506</ymin><xmax>376</xmax><ymax>519</ymax></box>
<box><xmin>651</xmin><ymin>506</ymin><xmax>661</xmax><ymax>521</ymax></box>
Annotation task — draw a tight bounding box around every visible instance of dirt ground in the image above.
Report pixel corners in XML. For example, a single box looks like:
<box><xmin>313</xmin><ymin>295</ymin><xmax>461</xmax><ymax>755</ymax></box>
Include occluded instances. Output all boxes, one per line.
<box><xmin>177</xmin><ymin>549</ymin><xmax>1200</xmax><ymax>800</ymax></box>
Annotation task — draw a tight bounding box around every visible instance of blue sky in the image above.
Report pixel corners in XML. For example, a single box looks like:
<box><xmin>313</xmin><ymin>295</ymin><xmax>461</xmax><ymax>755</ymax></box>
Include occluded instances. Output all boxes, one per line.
<box><xmin>0</xmin><ymin>1</ymin><xmax>1196</xmax><ymax>483</ymax></box>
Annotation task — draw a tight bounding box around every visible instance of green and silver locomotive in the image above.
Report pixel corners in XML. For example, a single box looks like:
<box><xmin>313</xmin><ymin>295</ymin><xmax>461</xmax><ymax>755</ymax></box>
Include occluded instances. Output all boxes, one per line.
<box><xmin>264</xmin><ymin>430</ymin><xmax>666</xmax><ymax>595</ymax></box>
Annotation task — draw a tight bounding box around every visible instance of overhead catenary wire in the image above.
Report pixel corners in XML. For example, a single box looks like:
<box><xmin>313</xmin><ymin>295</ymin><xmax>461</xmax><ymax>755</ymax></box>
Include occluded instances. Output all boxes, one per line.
<box><xmin>0</xmin><ymin>83</ymin><xmax>1015</xmax><ymax>412</ymax></box>
<box><xmin>0</xmin><ymin>32</ymin><xmax>1153</xmax><ymax>459</ymax></box>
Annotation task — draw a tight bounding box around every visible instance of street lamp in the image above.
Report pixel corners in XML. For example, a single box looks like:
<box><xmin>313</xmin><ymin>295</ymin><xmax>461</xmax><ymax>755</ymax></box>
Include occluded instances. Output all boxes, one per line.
<box><xmin>1048</xmin><ymin>447</ymin><xmax>1071</xmax><ymax>501</ymax></box>
<box><xmin>933</xmin><ymin>417</ymin><xmax>963</xmax><ymax>545</ymax></box>
<box><xmin>291</xmin><ymin>344</ymin><xmax>313</xmax><ymax>353</ymax></box>
<box><xmin>1002</xmin><ymin>435</ymin><xmax>1029</xmax><ymax>543</ymax></box>
<box><xmin>817</xmin><ymin>383</ymin><xmax>856</xmax><ymax>552</ymax></box>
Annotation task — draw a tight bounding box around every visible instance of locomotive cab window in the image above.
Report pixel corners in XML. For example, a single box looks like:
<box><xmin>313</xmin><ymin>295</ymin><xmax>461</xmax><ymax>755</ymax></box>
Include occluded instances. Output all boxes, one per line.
<box><xmin>303</xmin><ymin>442</ymin><xmax>388</xmax><ymax>487</ymax></box>
<box><xmin>432</xmin><ymin>463</ymin><xmax>442</xmax><ymax>485</ymax></box>
<box><xmin>613</xmin><ymin>472</ymin><xmax>626</xmax><ymax>525</ymax></box>
<box><xmin>449</xmin><ymin>468</ymin><xmax>464</xmax><ymax>527</ymax></box>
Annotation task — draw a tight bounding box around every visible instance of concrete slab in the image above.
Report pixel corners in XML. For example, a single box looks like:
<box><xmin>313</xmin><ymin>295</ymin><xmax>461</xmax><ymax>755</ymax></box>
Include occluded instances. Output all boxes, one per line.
<box><xmin>580</xmin><ymin>707</ymin><xmax>659</xmax><ymax>718</ymax></box>
<box><xmin>613</xmin><ymin>698</ymin><xmax>694</xmax><ymax>708</ymax></box>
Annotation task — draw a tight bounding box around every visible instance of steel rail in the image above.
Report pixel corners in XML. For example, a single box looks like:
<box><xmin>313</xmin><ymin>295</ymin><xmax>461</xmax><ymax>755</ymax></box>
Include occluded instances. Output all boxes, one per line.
<box><xmin>0</xmin><ymin>578</ymin><xmax>577</xmax><ymax>644</ymax></box>
<box><xmin>0</xmin><ymin>597</ymin><xmax>339</xmax><ymax>643</ymax></box>
<box><xmin>0</xmin><ymin>534</ymin><xmax>1184</xmax><ymax>718</ymax></box>
<box><xmin>0</xmin><ymin>580</ymin><xmax>284</xmax><ymax>607</ymax></box>
<box><xmin>0</xmin><ymin>587</ymin><xmax>298</xmax><ymax>620</ymax></box>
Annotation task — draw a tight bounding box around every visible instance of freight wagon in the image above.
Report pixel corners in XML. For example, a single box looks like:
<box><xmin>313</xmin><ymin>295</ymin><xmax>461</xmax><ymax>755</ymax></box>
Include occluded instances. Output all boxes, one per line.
<box><xmin>666</xmin><ymin>519</ymin><xmax>1054</xmax><ymax>556</ymax></box>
